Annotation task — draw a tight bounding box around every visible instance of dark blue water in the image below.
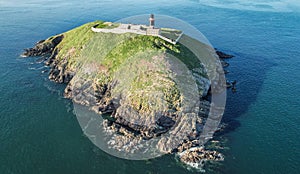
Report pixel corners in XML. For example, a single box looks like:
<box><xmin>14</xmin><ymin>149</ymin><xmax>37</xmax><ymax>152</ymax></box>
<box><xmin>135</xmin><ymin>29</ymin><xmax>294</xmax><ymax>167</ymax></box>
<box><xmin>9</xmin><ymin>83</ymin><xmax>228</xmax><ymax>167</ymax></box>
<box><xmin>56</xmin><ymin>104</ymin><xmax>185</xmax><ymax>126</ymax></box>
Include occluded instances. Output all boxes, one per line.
<box><xmin>1</xmin><ymin>1</ymin><xmax>300</xmax><ymax>173</ymax></box>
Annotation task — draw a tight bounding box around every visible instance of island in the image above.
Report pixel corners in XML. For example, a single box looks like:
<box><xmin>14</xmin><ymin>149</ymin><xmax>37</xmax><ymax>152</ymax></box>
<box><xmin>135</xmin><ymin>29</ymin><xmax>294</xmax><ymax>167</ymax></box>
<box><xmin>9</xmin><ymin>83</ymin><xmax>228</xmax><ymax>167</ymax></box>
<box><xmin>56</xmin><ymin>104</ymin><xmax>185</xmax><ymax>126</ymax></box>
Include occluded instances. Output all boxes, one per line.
<box><xmin>23</xmin><ymin>14</ymin><xmax>233</xmax><ymax>170</ymax></box>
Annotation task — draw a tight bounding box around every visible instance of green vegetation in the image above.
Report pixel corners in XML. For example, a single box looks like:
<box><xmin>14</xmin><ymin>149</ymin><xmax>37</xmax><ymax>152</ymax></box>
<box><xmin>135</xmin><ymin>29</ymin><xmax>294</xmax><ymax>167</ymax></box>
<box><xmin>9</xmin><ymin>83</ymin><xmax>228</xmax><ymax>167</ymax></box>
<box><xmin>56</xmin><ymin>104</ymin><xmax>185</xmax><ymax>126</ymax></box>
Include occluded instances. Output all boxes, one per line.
<box><xmin>102</xmin><ymin>35</ymin><xmax>205</xmax><ymax>74</ymax></box>
<box><xmin>128</xmin><ymin>72</ymin><xmax>181</xmax><ymax>113</ymax></box>
<box><xmin>49</xmin><ymin>21</ymin><xmax>205</xmax><ymax>74</ymax></box>
<box><xmin>47</xmin><ymin>21</ymin><xmax>209</xmax><ymax>114</ymax></box>
<box><xmin>94</xmin><ymin>21</ymin><xmax>106</xmax><ymax>28</ymax></box>
<box><xmin>160</xmin><ymin>28</ymin><xmax>182</xmax><ymax>41</ymax></box>
<box><xmin>95</xmin><ymin>22</ymin><xmax>120</xmax><ymax>29</ymax></box>
<box><xmin>103</xmin><ymin>35</ymin><xmax>165</xmax><ymax>72</ymax></box>
<box><xmin>44</xmin><ymin>21</ymin><xmax>101</xmax><ymax>71</ymax></box>
<box><xmin>163</xmin><ymin>83</ymin><xmax>181</xmax><ymax>111</ymax></box>
<box><xmin>56</xmin><ymin>21</ymin><xmax>99</xmax><ymax>58</ymax></box>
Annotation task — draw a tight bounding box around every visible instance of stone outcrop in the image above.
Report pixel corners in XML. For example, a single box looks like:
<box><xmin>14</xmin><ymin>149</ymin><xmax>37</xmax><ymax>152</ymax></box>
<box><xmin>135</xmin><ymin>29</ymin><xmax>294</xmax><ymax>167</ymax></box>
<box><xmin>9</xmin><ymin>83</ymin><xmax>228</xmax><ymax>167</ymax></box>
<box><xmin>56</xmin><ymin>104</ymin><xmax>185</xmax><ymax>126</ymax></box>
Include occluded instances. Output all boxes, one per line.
<box><xmin>215</xmin><ymin>50</ymin><xmax>234</xmax><ymax>59</ymax></box>
<box><xmin>22</xmin><ymin>23</ymin><xmax>235</xmax><ymax>169</ymax></box>
<box><xmin>178</xmin><ymin>147</ymin><xmax>224</xmax><ymax>169</ymax></box>
<box><xmin>22</xmin><ymin>35</ymin><xmax>63</xmax><ymax>57</ymax></box>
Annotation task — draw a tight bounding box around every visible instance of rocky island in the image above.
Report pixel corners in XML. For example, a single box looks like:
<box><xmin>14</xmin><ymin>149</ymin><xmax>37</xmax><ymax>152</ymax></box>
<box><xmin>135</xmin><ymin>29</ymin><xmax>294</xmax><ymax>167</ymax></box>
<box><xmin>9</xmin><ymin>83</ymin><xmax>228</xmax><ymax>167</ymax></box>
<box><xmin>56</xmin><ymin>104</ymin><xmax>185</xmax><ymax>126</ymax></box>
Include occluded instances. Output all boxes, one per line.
<box><xmin>23</xmin><ymin>15</ymin><xmax>232</xmax><ymax>170</ymax></box>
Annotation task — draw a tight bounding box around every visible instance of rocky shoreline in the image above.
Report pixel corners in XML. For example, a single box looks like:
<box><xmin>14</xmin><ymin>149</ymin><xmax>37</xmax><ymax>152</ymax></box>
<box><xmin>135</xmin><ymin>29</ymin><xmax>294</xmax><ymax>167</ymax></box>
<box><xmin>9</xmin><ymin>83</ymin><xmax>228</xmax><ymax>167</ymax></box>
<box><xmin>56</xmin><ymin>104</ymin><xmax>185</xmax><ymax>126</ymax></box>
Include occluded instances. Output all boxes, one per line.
<box><xmin>23</xmin><ymin>33</ymin><xmax>234</xmax><ymax>169</ymax></box>
<box><xmin>178</xmin><ymin>147</ymin><xmax>224</xmax><ymax>169</ymax></box>
<box><xmin>22</xmin><ymin>35</ymin><xmax>63</xmax><ymax>57</ymax></box>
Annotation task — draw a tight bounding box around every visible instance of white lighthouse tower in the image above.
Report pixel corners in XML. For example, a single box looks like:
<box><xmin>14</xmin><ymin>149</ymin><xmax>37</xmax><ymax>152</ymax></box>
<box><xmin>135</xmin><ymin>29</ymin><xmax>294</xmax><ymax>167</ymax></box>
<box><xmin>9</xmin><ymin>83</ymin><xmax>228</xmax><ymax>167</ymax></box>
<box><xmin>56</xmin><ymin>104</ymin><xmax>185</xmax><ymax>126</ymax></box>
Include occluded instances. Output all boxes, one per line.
<box><xmin>149</xmin><ymin>14</ymin><xmax>155</xmax><ymax>28</ymax></box>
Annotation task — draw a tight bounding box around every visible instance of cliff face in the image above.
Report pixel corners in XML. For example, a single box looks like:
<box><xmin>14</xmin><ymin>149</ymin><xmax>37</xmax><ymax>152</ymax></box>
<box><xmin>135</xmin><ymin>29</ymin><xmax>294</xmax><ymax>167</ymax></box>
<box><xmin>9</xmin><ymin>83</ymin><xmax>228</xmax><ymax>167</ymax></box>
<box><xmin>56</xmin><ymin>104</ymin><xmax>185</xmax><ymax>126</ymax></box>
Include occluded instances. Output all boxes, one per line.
<box><xmin>22</xmin><ymin>35</ymin><xmax>64</xmax><ymax>57</ymax></box>
<box><xmin>23</xmin><ymin>21</ymin><xmax>228</xmax><ymax>166</ymax></box>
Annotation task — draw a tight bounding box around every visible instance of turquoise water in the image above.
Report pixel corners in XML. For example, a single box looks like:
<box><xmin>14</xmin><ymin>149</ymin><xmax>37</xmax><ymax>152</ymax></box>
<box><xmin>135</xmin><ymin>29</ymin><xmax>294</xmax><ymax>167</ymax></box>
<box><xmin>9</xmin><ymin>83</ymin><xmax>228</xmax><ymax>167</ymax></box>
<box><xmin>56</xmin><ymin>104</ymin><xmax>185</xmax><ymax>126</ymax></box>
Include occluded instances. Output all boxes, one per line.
<box><xmin>1</xmin><ymin>1</ymin><xmax>300</xmax><ymax>173</ymax></box>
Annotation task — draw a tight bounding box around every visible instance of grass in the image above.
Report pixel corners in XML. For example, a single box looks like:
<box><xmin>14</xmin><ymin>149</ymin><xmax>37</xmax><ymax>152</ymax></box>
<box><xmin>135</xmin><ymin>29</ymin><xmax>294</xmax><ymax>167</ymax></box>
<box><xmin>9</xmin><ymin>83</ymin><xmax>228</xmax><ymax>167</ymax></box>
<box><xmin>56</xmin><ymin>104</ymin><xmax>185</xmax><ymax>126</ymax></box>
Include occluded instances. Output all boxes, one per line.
<box><xmin>101</xmin><ymin>34</ymin><xmax>204</xmax><ymax>73</ymax></box>
<box><xmin>102</xmin><ymin>35</ymin><xmax>163</xmax><ymax>72</ymax></box>
<box><xmin>84</xmin><ymin>34</ymin><xmax>188</xmax><ymax>113</ymax></box>
<box><xmin>95</xmin><ymin>22</ymin><xmax>120</xmax><ymax>29</ymax></box>
<box><xmin>49</xmin><ymin>21</ymin><xmax>205</xmax><ymax>75</ymax></box>
<box><xmin>128</xmin><ymin>72</ymin><xmax>181</xmax><ymax>113</ymax></box>
<box><xmin>46</xmin><ymin>21</ymin><xmax>102</xmax><ymax>71</ymax></box>
<box><xmin>57</xmin><ymin>21</ymin><xmax>99</xmax><ymax>57</ymax></box>
<box><xmin>46</xmin><ymin>21</ymin><xmax>123</xmax><ymax>71</ymax></box>
<box><xmin>47</xmin><ymin>21</ymin><xmax>210</xmax><ymax>113</ymax></box>
<box><xmin>161</xmin><ymin>28</ymin><xmax>182</xmax><ymax>41</ymax></box>
<box><xmin>168</xmin><ymin>43</ymin><xmax>204</xmax><ymax>72</ymax></box>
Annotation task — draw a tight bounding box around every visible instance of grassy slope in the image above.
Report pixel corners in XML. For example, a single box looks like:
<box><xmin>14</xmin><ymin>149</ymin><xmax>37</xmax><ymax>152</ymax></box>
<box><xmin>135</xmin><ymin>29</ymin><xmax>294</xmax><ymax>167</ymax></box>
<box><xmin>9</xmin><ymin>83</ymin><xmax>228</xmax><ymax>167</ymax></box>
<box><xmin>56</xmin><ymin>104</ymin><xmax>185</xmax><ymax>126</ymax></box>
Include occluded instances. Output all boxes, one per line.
<box><xmin>48</xmin><ymin>21</ymin><xmax>209</xmax><ymax>113</ymax></box>
<box><xmin>45</xmin><ymin>21</ymin><xmax>206</xmax><ymax>76</ymax></box>
<box><xmin>45</xmin><ymin>21</ymin><xmax>102</xmax><ymax>71</ymax></box>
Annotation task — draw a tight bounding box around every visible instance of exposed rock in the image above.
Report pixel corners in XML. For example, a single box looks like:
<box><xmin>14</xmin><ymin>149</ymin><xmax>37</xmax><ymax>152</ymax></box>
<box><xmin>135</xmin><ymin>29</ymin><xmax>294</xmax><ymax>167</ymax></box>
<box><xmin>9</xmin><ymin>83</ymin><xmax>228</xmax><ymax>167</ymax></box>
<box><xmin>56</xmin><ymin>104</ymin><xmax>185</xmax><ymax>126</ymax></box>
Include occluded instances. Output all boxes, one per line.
<box><xmin>178</xmin><ymin>147</ymin><xmax>224</xmax><ymax>169</ymax></box>
<box><xmin>221</xmin><ymin>60</ymin><xmax>229</xmax><ymax>68</ymax></box>
<box><xmin>226</xmin><ymin>81</ymin><xmax>232</xmax><ymax>88</ymax></box>
<box><xmin>224</xmin><ymin>69</ymin><xmax>229</xmax><ymax>74</ymax></box>
<box><xmin>22</xmin><ymin>35</ymin><xmax>63</xmax><ymax>57</ymax></box>
<box><xmin>226</xmin><ymin>80</ymin><xmax>237</xmax><ymax>93</ymax></box>
<box><xmin>22</xmin><ymin>23</ymin><xmax>236</xmax><ymax>169</ymax></box>
<box><xmin>216</xmin><ymin>50</ymin><xmax>234</xmax><ymax>59</ymax></box>
<box><xmin>156</xmin><ymin>116</ymin><xmax>175</xmax><ymax>128</ymax></box>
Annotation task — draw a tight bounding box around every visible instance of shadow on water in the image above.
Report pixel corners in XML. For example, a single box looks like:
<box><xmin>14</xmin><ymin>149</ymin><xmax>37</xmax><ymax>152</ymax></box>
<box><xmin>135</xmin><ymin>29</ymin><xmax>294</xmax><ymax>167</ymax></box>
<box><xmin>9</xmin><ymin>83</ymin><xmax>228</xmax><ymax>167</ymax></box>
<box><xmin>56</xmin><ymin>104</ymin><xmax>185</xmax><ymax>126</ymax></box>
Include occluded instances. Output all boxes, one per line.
<box><xmin>216</xmin><ymin>50</ymin><xmax>277</xmax><ymax>135</ymax></box>
<box><xmin>22</xmin><ymin>44</ymin><xmax>278</xmax><ymax>174</ymax></box>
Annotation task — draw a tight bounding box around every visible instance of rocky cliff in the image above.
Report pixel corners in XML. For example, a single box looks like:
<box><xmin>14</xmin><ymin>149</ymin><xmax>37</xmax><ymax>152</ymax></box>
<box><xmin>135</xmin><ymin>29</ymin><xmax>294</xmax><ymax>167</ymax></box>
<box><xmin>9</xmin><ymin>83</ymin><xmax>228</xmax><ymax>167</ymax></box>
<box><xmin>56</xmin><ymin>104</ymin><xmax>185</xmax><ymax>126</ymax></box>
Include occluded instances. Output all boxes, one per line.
<box><xmin>23</xmin><ymin>21</ymin><xmax>230</xmax><ymax>169</ymax></box>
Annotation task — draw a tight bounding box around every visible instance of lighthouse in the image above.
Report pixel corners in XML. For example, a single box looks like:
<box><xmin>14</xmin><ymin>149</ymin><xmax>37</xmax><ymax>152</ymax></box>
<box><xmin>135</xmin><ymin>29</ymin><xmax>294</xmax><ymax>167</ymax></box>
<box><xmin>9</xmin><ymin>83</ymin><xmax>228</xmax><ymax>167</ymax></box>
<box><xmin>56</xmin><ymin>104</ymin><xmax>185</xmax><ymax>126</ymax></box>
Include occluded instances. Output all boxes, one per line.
<box><xmin>149</xmin><ymin>14</ymin><xmax>155</xmax><ymax>28</ymax></box>
<box><xmin>146</xmin><ymin>14</ymin><xmax>161</xmax><ymax>36</ymax></box>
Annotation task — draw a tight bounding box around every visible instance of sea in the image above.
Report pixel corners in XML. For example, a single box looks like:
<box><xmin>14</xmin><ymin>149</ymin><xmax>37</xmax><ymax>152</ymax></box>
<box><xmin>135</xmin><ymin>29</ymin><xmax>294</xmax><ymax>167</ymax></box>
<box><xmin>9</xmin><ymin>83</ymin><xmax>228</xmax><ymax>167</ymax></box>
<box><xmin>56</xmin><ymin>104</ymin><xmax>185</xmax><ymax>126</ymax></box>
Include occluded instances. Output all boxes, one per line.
<box><xmin>0</xmin><ymin>0</ymin><xmax>300</xmax><ymax>173</ymax></box>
